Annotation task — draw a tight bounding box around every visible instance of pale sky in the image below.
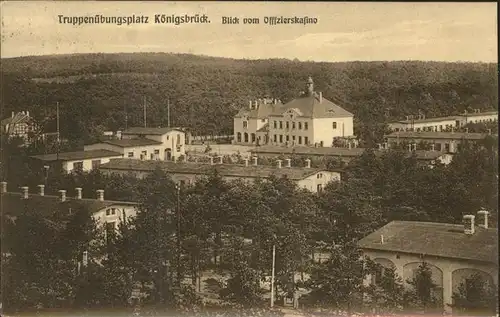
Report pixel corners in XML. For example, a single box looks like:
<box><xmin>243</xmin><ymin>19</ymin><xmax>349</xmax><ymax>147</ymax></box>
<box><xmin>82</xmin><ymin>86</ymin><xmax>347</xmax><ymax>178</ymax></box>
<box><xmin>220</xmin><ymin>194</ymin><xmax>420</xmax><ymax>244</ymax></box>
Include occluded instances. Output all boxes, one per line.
<box><xmin>0</xmin><ymin>1</ymin><xmax>497</xmax><ymax>62</ymax></box>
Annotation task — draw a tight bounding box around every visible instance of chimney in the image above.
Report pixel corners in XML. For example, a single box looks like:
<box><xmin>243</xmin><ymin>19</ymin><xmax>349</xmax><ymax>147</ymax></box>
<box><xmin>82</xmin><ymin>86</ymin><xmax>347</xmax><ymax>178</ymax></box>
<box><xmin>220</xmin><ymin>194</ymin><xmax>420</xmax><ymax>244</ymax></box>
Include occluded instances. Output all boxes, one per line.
<box><xmin>285</xmin><ymin>158</ymin><xmax>291</xmax><ymax>168</ymax></box>
<box><xmin>305</xmin><ymin>158</ymin><xmax>311</xmax><ymax>168</ymax></box>
<box><xmin>465</xmin><ymin>128</ymin><xmax>469</xmax><ymax>133</ymax></box>
<box><xmin>37</xmin><ymin>184</ymin><xmax>45</xmax><ymax>196</ymax></box>
<box><xmin>244</xmin><ymin>158</ymin><xmax>249</xmax><ymax>167</ymax></box>
<box><xmin>348</xmin><ymin>142</ymin><xmax>352</xmax><ymax>150</ymax></box>
<box><xmin>378</xmin><ymin>143</ymin><xmax>382</xmax><ymax>150</ymax></box>
<box><xmin>96</xmin><ymin>189</ymin><xmax>104</xmax><ymax>201</ymax></box>
<box><xmin>21</xmin><ymin>186</ymin><xmax>29</xmax><ymax>199</ymax></box>
<box><xmin>477</xmin><ymin>209</ymin><xmax>489</xmax><ymax>229</ymax></box>
<box><xmin>75</xmin><ymin>187</ymin><xmax>82</xmax><ymax>199</ymax></box>
<box><xmin>11</xmin><ymin>111</ymin><xmax>14</xmax><ymax>118</ymax></box>
<box><xmin>210</xmin><ymin>157</ymin><xmax>214</xmax><ymax>165</ymax></box>
<box><xmin>319</xmin><ymin>92</ymin><xmax>323</xmax><ymax>103</ymax></box>
<box><xmin>431</xmin><ymin>144</ymin><xmax>435</xmax><ymax>151</ymax></box>
<box><xmin>380</xmin><ymin>235</ymin><xmax>384</xmax><ymax>244</ymax></box>
<box><xmin>59</xmin><ymin>189</ymin><xmax>67</xmax><ymax>202</ymax></box>
<box><xmin>463</xmin><ymin>214</ymin><xmax>475</xmax><ymax>235</ymax></box>
<box><xmin>412</xmin><ymin>143</ymin><xmax>417</xmax><ymax>151</ymax></box>
<box><xmin>253</xmin><ymin>156</ymin><xmax>258</xmax><ymax>166</ymax></box>
<box><xmin>383</xmin><ymin>142</ymin><xmax>388</xmax><ymax>150</ymax></box>
<box><xmin>487</xmin><ymin>129</ymin><xmax>492</xmax><ymax>135</ymax></box>
<box><xmin>249</xmin><ymin>100</ymin><xmax>252</xmax><ymax>109</ymax></box>
<box><xmin>277</xmin><ymin>159</ymin><xmax>282</xmax><ymax>169</ymax></box>
<box><xmin>408</xmin><ymin>144</ymin><xmax>412</xmax><ymax>152</ymax></box>
<box><xmin>0</xmin><ymin>181</ymin><xmax>7</xmax><ymax>193</ymax></box>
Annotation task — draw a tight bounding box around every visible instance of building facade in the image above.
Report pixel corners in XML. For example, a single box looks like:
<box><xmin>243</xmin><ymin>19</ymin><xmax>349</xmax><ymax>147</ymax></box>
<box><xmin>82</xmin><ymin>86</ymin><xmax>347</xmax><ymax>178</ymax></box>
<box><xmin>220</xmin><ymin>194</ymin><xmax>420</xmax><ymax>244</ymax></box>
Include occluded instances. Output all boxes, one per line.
<box><xmin>233</xmin><ymin>98</ymin><xmax>283</xmax><ymax>145</ymax></box>
<box><xmin>358</xmin><ymin>216</ymin><xmax>498</xmax><ymax>313</ymax></box>
<box><xmin>1</xmin><ymin>111</ymin><xmax>35</xmax><ymax>142</ymax></box>
<box><xmin>30</xmin><ymin>149</ymin><xmax>124</xmax><ymax>173</ymax></box>
<box><xmin>267</xmin><ymin>77</ymin><xmax>354</xmax><ymax>147</ymax></box>
<box><xmin>98</xmin><ymin>158</ymin><xmax>341</xmax><ymax>193</ymax></box>
<box><xmin>385</xmin><ymin>131</ymin><xmax>492</xmax><ymax>153</ymax></box>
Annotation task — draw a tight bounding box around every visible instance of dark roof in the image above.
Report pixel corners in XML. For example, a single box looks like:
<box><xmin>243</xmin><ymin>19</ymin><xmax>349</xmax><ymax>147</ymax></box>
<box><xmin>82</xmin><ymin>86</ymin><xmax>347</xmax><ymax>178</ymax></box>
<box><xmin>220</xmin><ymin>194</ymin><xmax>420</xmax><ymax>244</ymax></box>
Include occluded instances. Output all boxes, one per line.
<box><xmin>358</xmin><ymin>221</ymin><xmax>498</xmax><ymax>265</ymax></box>
<box><xmin>251</xmin><ymin>145</ymin><xmax>365</xmax><ymax>157</ymax></box>
<box><xmin>257</xmin><ymin>123</ymin><xmax>269</xmax><ymax>133</ymax></box>
<box><xmin>121</xmin><ymin>127</ymin><xmax>184</xmax><ymax>135</ymax></box>
<box><xmin>385</xmin><ymin>131</ymin><xmax>489</xmax><ymax>140</ymax></box>
<box><xmin>412</xmin><ymin>150</ymin><xmax>448</xmax><ymax>161</ymax></box>
<box><xmin>31</xmin><ymin>149</ymin><xmax>122</xmax><ymax>162</ymax></box>
<box><xmin>270</xmin><ymin>93</ymin><xmax>353</xmax><ymax>119</ymax></box>
<box><xmin>391</xmin><ymin>116</ymin><xmax>461</xmax><ymax>125</ymax></box>
<box><xmin>235</xmin><ymin>100</ymin><xmax>284</xmax><ymax>119</ymax></box>
<box><xmin>1</xmin><ymin>192</ymin><xmax>137</xmax><ymax>220</ymax></box>
<box><xmin>99</xmin><ymin>158</ymin><xmax>328</xmax><ymax>180</ymax></box>
<box><xmin>103</xmin><ymin>138</ymin><xmax>163</xmax><ymax>147</ymax></box>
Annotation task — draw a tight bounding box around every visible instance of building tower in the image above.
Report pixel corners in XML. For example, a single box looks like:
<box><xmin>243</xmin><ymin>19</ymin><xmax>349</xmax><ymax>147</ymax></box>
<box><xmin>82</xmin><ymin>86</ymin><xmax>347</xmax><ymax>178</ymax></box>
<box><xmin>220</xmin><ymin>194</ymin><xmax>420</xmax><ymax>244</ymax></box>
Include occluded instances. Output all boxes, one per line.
<box><xmin>305</xmin><ymin>76</ymin><xmax>314</xmax><ymax>96</ymax></box>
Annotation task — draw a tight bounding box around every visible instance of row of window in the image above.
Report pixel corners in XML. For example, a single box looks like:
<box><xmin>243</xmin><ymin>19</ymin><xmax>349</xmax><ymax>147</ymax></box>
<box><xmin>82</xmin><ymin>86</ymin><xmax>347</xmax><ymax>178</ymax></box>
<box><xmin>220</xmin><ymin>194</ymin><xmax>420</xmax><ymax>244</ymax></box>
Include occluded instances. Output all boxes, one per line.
<box><xmin>128</xmin><ymin>149</ymin><xmax>161</xmax><ymax>159</ymax></box>
<box><xmin>273</xmin><ymin>120</ymin><xmax>309</xmax><ymax>130</ymax></box>
<box><xmin>273</xmin><ymin>134</ymin><xmax>309</xmax><ymax>145</ymax></box>
<box><xmin>72</xmin><ymin>159</ymin><xmax>102</xmax><ymax>171</ymax></box>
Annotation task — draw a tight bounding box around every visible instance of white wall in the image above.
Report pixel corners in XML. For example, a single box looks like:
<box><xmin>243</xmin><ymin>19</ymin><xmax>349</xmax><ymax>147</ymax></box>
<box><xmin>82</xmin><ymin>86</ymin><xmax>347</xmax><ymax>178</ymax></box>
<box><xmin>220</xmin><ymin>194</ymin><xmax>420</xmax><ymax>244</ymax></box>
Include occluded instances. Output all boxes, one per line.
<box><xmin>234</xmin><ymin>117</ymin><xmax>267</xmax><ymax>145</ymax></box>
<box><xmin>61</xmin><ymin>155</ymin><xmax>123</xmax><ymax>173</ymax></box>
<box><xmin>296</xmin><ymin>171</ymin><xmax>341</xmax><ymax>192</ymax></box>
<box><xmin>312</xmin><ymin>117</ymin><xmax>354</xmax><ymax>146</ymax></box>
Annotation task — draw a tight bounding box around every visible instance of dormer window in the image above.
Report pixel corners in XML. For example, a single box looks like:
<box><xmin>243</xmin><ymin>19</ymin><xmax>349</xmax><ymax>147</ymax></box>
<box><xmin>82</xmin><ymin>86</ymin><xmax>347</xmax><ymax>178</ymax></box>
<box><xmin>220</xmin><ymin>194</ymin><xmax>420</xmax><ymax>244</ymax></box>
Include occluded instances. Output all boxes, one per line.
<box><xmin>243</xmin><ymin>121</ymin><xmax>248</xmax><ymax>128</ymax></box>
<box><xmin>332</xmin><ymin>122</ymin><xmax>337</xmax><ymax>129</ymax></box>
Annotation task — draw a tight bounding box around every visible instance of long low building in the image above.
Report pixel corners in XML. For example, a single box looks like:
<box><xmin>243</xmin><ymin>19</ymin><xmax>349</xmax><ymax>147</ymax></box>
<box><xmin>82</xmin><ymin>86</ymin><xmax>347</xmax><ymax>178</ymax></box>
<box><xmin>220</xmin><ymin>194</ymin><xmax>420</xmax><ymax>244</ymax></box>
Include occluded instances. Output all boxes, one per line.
<box><xmin>98</xmin><ymin>158</ymin><xmax>341</xmax><ymax>193</ymax></box>
<box><xmin>385</xmin><ymin>131</ymin><xmax>493</xmax><ymax>153</ymax></box>
<box><xmin>30</xmin><ymin>149</ymin><xmax>124</xmax><ymax>173</ymax></box>
<box><xmin>358</xmin><ymin>214</ymin><xmax>498</xmax><ymax>314</ymax></box>
<box><xmin>0</xmin><ymin>182</ymin><xmax>138</xmax><ymax>238</ymax></box>
<box><xmin>249</xmin><ymin>145</ymin><xmax>454</xmax><ymax>167</ymax></box>
<box><xmin>387</xmin><ymin>110</ymin><xmax>498</xmax><ymax>132</ymax></box>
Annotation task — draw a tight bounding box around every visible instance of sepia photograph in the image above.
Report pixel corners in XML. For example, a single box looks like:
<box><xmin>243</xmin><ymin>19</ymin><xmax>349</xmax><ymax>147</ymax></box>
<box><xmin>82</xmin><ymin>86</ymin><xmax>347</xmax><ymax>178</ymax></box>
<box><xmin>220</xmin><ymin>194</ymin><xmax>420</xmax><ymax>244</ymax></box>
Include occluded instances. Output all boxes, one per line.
<box><xmin>0</xmin><ymin>1</ymin><xmax>498</xmax><ymax>317</ymax></box>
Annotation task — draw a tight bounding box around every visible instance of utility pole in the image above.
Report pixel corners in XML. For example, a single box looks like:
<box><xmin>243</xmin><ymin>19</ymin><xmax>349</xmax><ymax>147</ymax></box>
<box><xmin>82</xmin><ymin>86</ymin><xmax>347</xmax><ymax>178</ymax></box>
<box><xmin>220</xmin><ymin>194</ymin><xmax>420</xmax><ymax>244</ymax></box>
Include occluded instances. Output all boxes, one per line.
<box><xmin>176</xmin><ymin>184</ymin><xmax>181</xmax><ymax>287</ymax></box>
<box><xmin>56</xmin><ymin>102</ymin><xmax>60</xmax><ymax>160</ymax></box>
<box><xmin>143</xmin><ymin>96</ymin><xmax>147</xmax><ymax>128</ymax></box>
<box><xmin>124</xmin><ymin>102</ymin><xmax>128</xmax><ymax>130</ymax></box>
<box><xmin>167</xmin><ymin>98</ymin><xmax>171</xmax><ymax>128</ymax></box>
<box><xmin>270</xmin><ymin>242</ymin><xmax>276</xmax><ymax>308</ymax></box>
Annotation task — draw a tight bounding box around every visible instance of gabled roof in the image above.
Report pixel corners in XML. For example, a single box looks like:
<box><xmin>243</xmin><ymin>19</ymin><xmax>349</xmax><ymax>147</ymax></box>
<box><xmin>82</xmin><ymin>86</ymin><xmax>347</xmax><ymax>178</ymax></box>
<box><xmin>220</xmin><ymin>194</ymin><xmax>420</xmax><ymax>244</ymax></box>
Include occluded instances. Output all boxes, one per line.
<box><xmin>103</xmin><ymin>138</ymin><xmax>163</xmax><ymax>147</ymax></box>
<box><xmin>234</xmin><ymin>100</ymin><xmax>284</xmax><ymax>119</ymax></box>
<box><xmin>1</xmin><ymin>112</ymin><xmax>31</xmax><ymax>127</ymax></box>
<box><xmin>270</xmin><ymin>94</ymin><xmax>353</xmax><ymax>119</ymax></box>
<box><xmin>385</xmin><ymin>131</ymin><xmax>490</xmax><ymax>140</ymax></box>
<box><xmin>358</xmin><ymin>220</ymin><xmax>498</xmax><ymax>265</ymax></box>
<box><xmin>257</xmin><ymin>123</ymin><xmax>269</xmax><ymax>133</ymax></box>
<box><xmin>31</xmin><ymin>149</ymin><xmax>122</xmax><ymax>162</ymax></box>
<box><xmin>121</xmin><ymin>127</ymin><xmax>184</xmax><ymax>135</ymax></box>
<box><xmin>1</xmin><ymin>192</ymin><xmax>138</xmax><ymax>220</ymax></box>
<box><xmin>99</xmin><ymin>158</ymin><xmax>331</xmax><ymax>180</ymax></box>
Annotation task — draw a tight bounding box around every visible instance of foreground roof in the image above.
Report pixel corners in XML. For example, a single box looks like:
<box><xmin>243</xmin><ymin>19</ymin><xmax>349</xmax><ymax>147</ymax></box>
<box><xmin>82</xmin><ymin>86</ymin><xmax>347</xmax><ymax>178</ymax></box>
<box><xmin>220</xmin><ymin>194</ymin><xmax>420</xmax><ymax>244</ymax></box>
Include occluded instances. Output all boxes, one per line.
<box><xmin>250</xmin><ymin>146</ymin><xmax>447</xmax><ymax>161</ymax></box>
<box><xmin>270</xmin><ymin>94</ymin><xmax>353</xmax><ymax>119</ymax></box>
<box><xmin>358</xmin><ymin>221</ymin><xmax>498</xmax><ymax>265</ymax></box>
<box><xmin>1</xmin><ymin>191</ymin><xmax>138</xmax><ymax>220</ymax></box>
<box><xmin>103</xmin><ymin>138</ymin><xmax>163</xmax><ymax>147</ymax></box>
<box><xmin>31</xmin><ymin>149</ymin><xmax>122</xmax><ymax>162</ymax></box>
<box><xmin>385</xmin><ymin>131</ymin><xmax>489</xmax><ymax>140</ymax></box>
<box><xmin>121</xmin><ymin>127</ymin><xmax>184</xmax><ymax>135</ymax></box>
<box><xmin>99</xmin><ymin>158</ymin><xmax>328</xmax><ymax>180</ymax></box>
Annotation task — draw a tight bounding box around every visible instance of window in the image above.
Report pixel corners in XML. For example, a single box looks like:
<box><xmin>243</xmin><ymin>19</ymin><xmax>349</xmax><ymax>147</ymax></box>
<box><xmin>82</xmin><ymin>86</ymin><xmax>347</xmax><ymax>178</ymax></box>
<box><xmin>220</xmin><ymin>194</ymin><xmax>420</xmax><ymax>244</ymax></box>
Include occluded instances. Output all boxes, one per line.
<box><xmin>279</xmin><ymin>121</ymin><xmax>283</xmax><ymax>129</ymax></box>
<box><xmin>317</xmin><ymin>184</ymin><xmax>323</xmax><ymax>192</ymax></box>
<box><xmin>332</xmin><ymin>122</ymin><xmax>337</xmax><ymax>129</ymax></box>
<box><xmin>286</xmin><ymin>135</ymin><xmax>289</xmax><ymax>142</ymax></box>
<box><xmin>279</xmin><ymin>135</ymin><xmax>283</xmax><ymax>143</ymax></box>
<box><xmin>243</xmin><ymin>121</ymin><xmax>248</xmax><ymax>128</ymax></box>
<box><xmin>298</xmin><ymin>122</ymin><xmax>302</xmax><ymax>130</ymax></box>
<box><xmin>274</xmin><ymin>121</ymin><xmax>277</xmax><ymax>129</ymax></box>
<box><xmin>286</xmin><ymin>121</ymin><xmax>289</xmax><ymax>129</ymax></box>
<box><xmin>317</xmin><ymin>173</ymin><xmax>323</xmax><ymax>179</ymax></box>
<box><xmin>154</xmin><ymin>149</ymin><xmax>160</xmax><ymax>155</ymax></box>
<box><xmin>128</xmin><ymin>152</ymin><xmax>134</xmax><ymax>158</ymax></box>
<box><xmin>435</xmin><ymin>143</ymin><xmax>442</xmax><ymax>151</ymax></box>
<box><xmin>261</xmin><ymin>119</ymin><xmax>266</xmax><ymax>123</ymax></box>
<box><xmin>111</xmin><ymin>208</ymin><xmax>116</xmax><ymax>215</ymax></box>
<box><xmin>274</xmin><ymin>134</ymin><xmax>277</xmax><ymax>142</ymax></box>
<box><xmin>445</xmin><ymin>143</ymin><xmax>450</xmax><ymax>152</ymax></box>
<box><xmin>304</xmin><ymin>122</ymin><xmax>308</xmax><ymax>130</ymax></box>
<box><xmin>142</xmin><ymin>150</ymin><xmax>147</xmax><ymax>156</ymax></box>
<box><xmin>292</xmin><ymin>122</ymin><xmax>296</xmax><ymax>129</ymax></box>
<box><xmin>292</xmin><ymin>136</ymin><xmax>296</xmax><ymax>142</ymax></box>
<box><xmin>106</xmin><ymin>209</ymin><xmax>111</xmax><ymax>216</ymax></box>
<box><xmin>298</xmin><ymin>136</ymin><xmax>302</xmax><ymax>144</ymax></box>
<box><xmin>73</xmin><ymin>161</ymin><xmax>83</xmax><ymax>172</ymax></box>
<box><xmin>237</xmin><ymin>132</ymin><xmax>242</xmax><ymax>142</ymax></box>
<box><xmin>91</xmin><ymin>159</ymin><xmax>101</xmax><ymax>169</ymax></box>
<box><xmin>304</xmin><ymin>136</ymin><xmax>309</xmax><ymax>145</ymax></box>
<box><xmin>176</xmin><ymin>134</ymin><xmax>181</xmax><ymax>145</ymax></box>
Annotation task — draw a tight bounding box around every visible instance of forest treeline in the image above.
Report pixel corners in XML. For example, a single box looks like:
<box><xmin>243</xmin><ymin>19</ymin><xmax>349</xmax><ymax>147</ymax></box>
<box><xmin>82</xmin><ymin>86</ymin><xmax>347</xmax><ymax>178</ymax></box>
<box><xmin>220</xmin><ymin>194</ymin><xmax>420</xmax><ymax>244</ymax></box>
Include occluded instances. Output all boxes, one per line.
<box><xmin>1</xmin><ymin>53</ymin><xmax>498</xmax><ymax>146</ymax></box>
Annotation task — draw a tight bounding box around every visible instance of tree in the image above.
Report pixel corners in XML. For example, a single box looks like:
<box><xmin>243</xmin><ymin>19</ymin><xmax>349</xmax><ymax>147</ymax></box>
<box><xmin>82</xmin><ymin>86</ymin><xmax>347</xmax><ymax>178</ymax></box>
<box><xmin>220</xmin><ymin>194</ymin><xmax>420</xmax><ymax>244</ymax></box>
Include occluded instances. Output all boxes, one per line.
<box><xmin>302</xmin><ymin>242</ymin><xmax>366</xmax><ymax>314</ymax></box>
<box><xmin>404</xmin><ymin>262</ymin><xmax>441</xmax><ymax>313</ymax></box>
<box><xmin>363</xmin><ymin>261</ymin><xmax>405</xmax><ymax>314</ymax></box>
<box><xmin>451</xmin><ymin>273</ymin><xmax>498</xmax><ymax>316</ymax></box>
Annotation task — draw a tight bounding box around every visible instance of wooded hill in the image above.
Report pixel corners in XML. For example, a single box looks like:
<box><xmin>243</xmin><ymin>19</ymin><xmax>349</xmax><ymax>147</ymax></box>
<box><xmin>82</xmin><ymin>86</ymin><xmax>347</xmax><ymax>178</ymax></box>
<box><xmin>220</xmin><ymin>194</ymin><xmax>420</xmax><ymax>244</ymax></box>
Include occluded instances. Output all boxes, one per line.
<box><xmin>1</xmin><ymin>53</ymin><xmax>498</xmax><ymax>145</ymax></box>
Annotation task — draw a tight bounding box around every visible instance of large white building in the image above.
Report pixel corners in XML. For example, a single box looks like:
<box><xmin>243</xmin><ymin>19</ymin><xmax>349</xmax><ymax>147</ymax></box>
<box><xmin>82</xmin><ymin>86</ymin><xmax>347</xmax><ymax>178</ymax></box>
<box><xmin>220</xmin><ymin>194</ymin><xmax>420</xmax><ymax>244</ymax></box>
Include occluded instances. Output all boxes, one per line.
<box><xmin>232</xmin><ymin>77</ymin><xmax>355</xmax><ymax>148</ymax></box>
